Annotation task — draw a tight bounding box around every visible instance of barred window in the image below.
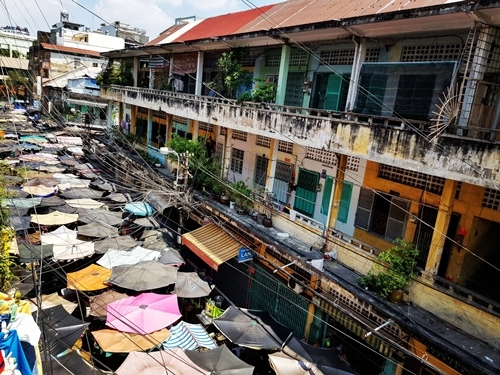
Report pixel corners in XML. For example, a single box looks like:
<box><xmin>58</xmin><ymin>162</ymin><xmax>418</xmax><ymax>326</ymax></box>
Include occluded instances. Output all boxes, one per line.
<box><xmin>306</xmin><ymin>147</ymin><xmax>338</xmax><ymax>165</ymax></box>
<box><xmin>266</xmin><ymin>54</ymin><xmax>281</xmax><ymax>67</ymax></box>
<box><xmin>254</xmin><ymin>155</ymin><xmax>269</xmax><ymax>186</ymax></box>
<box><xmin>378</xmin><ymin>164</ymin><xmax>445</xmax><ymax>194</ymax></box>
<box><xmin>172</xmin><ymin>115</ymin><xmax>187</xmax><ymax>124</ymax></box>
<box><xmin>400</xmin><ymin>44</ymin><xmax>463</xmax><ymax>62</ymax></box>
<box><xmin>365</xmin><ymin>48</ymin><xmax>381</xmax><ymax>63</ymax></box>
<box><xmin>230</xmin><ymin>148</ymin><xmax>244</xmax><ymax>174</ymax></box>
<box><xmin>199</xmin><ymin>122</ymin><xmax>214</xmax><ymax>132</ymax></box>
<box><xmin>256</xmin><ymin>135</ymin><xmax>271</xmax><ymax>148</ymax></box>
<box><xmin>320</xmin><ymin>49</ymin><xmax>355</xmax><ymax>65</ymax></box>
<box><xmin>214</xmin><ymin>142</ymin><xmax>224</xmax><ymax>160</ymax></box>
<box><xmin>278</xmin><ymin>140</ymin><xmax>293</xmax><ymax>154</ymax></box>
<box><xmin>232</xmin><ymin>130</ymin><xmax>247</xmax><ymax>142</ymax></box>
<box><xmin>290</xmin><ymin>51</ymin><xmax>308</xmax><ymax>66</ymax></box>
<box><xmin>347</xmin><ymin>156</ymin><xmax>360</xmax><ymax>172</ymax></box>
<box><xmin>483</xmin><ymin>188</ymin><xmax>500</xmax><ymax>211</ymax></box>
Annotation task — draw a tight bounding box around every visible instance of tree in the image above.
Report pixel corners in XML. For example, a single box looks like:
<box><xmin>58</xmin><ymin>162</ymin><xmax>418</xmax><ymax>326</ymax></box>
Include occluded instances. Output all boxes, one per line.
<box><xmin>96</xmin><ymin>59</ymin><xmax>134</xmax><ymax>88</ymax></box>
<box><xmin>209</xmin><ymin>49</ymin><xmax>253</xmax><ymax>99</ymax></box>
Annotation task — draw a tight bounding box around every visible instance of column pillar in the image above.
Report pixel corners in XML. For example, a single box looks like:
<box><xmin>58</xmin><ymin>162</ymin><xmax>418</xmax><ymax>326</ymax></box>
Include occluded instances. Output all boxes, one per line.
<box><xmin>275</xmin><ymin>45</ymin><xmax>291</xmax><ymax>105</ymax></box>
<box><xmin>131</xmin><ymin>105</ymin><xmax>137</xmax><ymax>134</ymax></box>
<box><xmin>265</xmin><ymin>138</ymin><xmax>278</xmax><ymax>194</ymax></box>
<box><xmin>424</xmin><ymin>179</ymin><xmax>458</xmax><ymax>276</ymax></box>
<box><xmin>346</xmin><ymin>39</ymin><xmax>366</xmax><ymax>111</ymax></box>
<box><xmin>106</xmin><ymin>100</ymin><xmax>113</xmax><ymax>130</ymax></box>
<box><xmin>132</xmin><ymin>56</ymin><xmax>139</xmax><ymax>87</ymax></box>
<box><xmin>195</xmin><ymin>51</ymin><xmax>204</xmax><ymax>96</ymax></box>
<box><xmin>328</xmin><ymin>154</ymin><xmax>347</xmax><ymax>229</ymax></box>
<box><xmin>223</xmin><ymin>129</ymin><xmax>233</xmax><ymax>178</ymax></box>
<box><xmin>303</xmin><ymin>303</ymin><xmax>316</xmax><ymax>342</ymax></box>
<box><xmin>147</xmin><ymin>109</ymin><xmax>153</xmax><ymax>146</ymax></box>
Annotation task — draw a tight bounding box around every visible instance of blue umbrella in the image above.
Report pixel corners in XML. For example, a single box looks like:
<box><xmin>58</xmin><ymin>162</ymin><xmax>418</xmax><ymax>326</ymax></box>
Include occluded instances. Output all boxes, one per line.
<box><xmin>125</xmin><ymin>202</ymin><xmax>155</xmax><ymax>217</ymax></box>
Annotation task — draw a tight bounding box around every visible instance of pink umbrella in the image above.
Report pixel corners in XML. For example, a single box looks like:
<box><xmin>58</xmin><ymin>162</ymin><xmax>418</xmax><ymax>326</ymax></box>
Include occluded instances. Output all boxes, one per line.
<box><xmin>106</xmin><ymin>293</ymin><xmax>181</xmax><ymax>334</ymax></box>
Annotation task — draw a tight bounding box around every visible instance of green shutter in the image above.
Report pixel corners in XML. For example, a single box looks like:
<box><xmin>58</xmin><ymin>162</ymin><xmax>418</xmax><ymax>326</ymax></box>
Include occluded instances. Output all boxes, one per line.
<box><xmin>321</xmin><ymin>176</ymin><xmax>334</xmax><ymax>215</ymax></box>
<box><xmin>338</xmin><ymin>181</ymin><xmax>353</xmax><ymax>223</ymax></box>
<box><xmin>294</xmin><ymin>169</ymin><xmax>319</xmax><ymax>217</ymax></box>
<box><xmin>323</xmin><ymin>74</ymin><xmax>343</xmax><ymax>111</ymax></box>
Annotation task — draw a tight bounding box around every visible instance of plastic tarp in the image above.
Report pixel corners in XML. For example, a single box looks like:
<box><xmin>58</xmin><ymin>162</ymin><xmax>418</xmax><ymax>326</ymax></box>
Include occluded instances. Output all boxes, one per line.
<box><xmin>162</xmin><ymin>321</ymin><xmax>217</xmax><ymax>350</ymax></box>
<box><xmin>185</xmin><ymin>344</ymin><xmax>255</xmax><ymax>375</ymax></box>
<box><xmin>173</xmin><ymin>272</ymin><xmax>212</xmax><ymax>298</ymax></box>
<box><xmin>67</xmin><ymin>264</ymin><xmax>111</xmax><ymax>291</ymax></box>
<box><xmin>97</xmin><ymin>246</ymin><xmax>161</xmax><ymax>269</ymax></box>
<box><xmin>107</xmin><ymin>261</ymin><xmax>178</xmax><ymax>291</ymax></box>
<box><xmin>93</xmin><ymin>328</ymin><xmax>171</xmax><ymax>353</ymax></box>
<box><xmin>213</xmin><ymin>307</ymin><xmax>293</xmax><ymax>350</ymax></box>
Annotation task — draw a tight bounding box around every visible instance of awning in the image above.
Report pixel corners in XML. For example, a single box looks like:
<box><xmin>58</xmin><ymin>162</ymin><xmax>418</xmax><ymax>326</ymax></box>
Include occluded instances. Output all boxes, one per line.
<box><xmin>182</xmin><ymin>223</ymin><xmax>246</xmax><ymax>271</ymax></box>
<box><xmin>66</xmin><ymin>98</ymin><xmax>108</xmax><ymax>108</ymax></box>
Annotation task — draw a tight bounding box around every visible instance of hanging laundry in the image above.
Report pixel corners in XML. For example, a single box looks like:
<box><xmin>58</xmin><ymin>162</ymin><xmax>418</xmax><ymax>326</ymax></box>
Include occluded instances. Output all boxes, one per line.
<box><xmin>0</xmin><ymin>330</ymin><xmax>32</xmax><ymax>375</ymax></box>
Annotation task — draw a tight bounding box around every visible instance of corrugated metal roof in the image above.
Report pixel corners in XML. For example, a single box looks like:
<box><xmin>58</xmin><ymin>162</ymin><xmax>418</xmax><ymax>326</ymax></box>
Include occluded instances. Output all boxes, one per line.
<box><xmin>173</xmin><ymin>4</ymin><xmax>276</xmax><ymax>42</ymax></box>
<box><xmin>146</xmin><ymin>24</ymin><xmax>187</xmax><ymax>46</ymax></box>
<box><xmin>40</xmin><ymin>43</ymin><xmax>101</xmax><ymax>57</ymax></box>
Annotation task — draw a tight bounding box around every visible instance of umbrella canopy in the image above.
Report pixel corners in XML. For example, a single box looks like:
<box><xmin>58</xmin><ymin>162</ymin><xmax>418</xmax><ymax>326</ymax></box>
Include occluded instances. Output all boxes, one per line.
<box><xmin>107</xmin><ymin>261</ymin><xmax>178</xmax><ymax>291</ymax></box>
<box><xmin>3</xmin><ymin>197</ymin><xmax>42</xmax><ymax>208</ymax></box>
<box><xmin>20</xmin><ymin>135</ymin><xmax>47</xmax><ymax>143</ymax></box>
<box><xmin>141</xmin><ymin>229</ymin><xmax>173</xmax><ymax>250</ymax></box>
<box><xmin>78</xmin><ymin>221</ymin><xmax>118</xmax><ymax>238</ymax></box>
<box><xmin>115</xmin><ymin>349</ymin><xmax>209</xmax><ymax>375</ymax></box>
<box><xmin>57</xmin><ymin>180</ymin><xmax>91</xmax><ymax>191</ymax></box>
<box><xmin>39</xmin><ymin>195</ymin><xmax>66</xmax><ymax>207</ymax></box>
<box><xmin>39</xmin><ymin>304</ymin><xmax>90</xmax><ymax>356</ymax></box>
<box><xmin>92</xmin><ymin>328</ymin><xmax>171</xmax><ymax>353</ymax></box>
<box><xmin>125</xmin><ymin>202</ymin><xmax>155</xmax><ymax>217</ymax></box>
<box><xmin>90</xmin><ymin>179</ymin><xmax>116</xmax><ymax>192</ymax></box>
<box><xmin>93</xmin><ymin>235</ymin><xmax>138</xmax><ymax>254</ymax></box>
<box><xmin>46</xmin><ymin>351</ymin><xmax>107</xmax><ymax>375</ymax></box>
<box><xmin>41</xmin><ymin>225</ymin><xmax>94</xmax><ymax>260</ymax></box>
<box><xmin>31</xmin><ymin>210</ymin><xmax>78</xmax><ymax>225</ymax></box>
<box><xmin>17</xmin><ymin>242</ymin><xmax>54</xmax><ymax>263</ymax></box>
<box><xmin>59</xmin><ymin>156</ymin><xmax>80</xmax><ymax>166</ymax></box>
<box><xmin>158</xmin><ymin>248</ymin><xmax>185</xmax><ymax>266</ymax></box>
<box><xmin>105</xmin><ymin>193</ymin><xmax>129</xmax><ymax>203</ymax></box>
<box><xmin>66</xmin><ymin>198</ymin><xmax>104</xmax><ymax>209</ymax></box>
<box><xmin>185</xmin><ymin>344</ymin><xmax>255</xmax><ymax>375</ymax></box>
<box><xmin>173</xmin><ymin>272</ymin><xmax>212</xmax><ymax>298</ymax></box>
<box><xmin>22</xmin><ymin>184</ymin><xmax>57</xmax><ymax>197</ymax></box>
<box><xmin>89</xmin><ymin>290</ymin><xmax>127</xmax><ymax>317</ymax></box>
<box><xmin>269</xmin><ymin>337</ymin><xmax>357</xmax><ymax>375</ymax></box>
<box><xmin>67</xmin><ymin>264</ymin><xmax>111</xmax><ymax>291</ymax></box>
<box><xmin>8</xmin><ymin>215</ymin><xmax>31</xmax><ymax>231</ymax></box>
<box><xmin>213</xmin><ymin>307</ymin><xmax>293</xmax><ymax>350</ymax></box>
<box><xmin>78</xmin><ymin>209</ymin><xmax>124</xmax><ymax>226</ymax></box>
<box><xmin>97</xmin><ymin>246</ymin><xmax>161</xmax><ymax>269</ymax></box>
<box><xmin>106</xmin><ymin>293</ymin><xmax>181</xmax><ymax>334</ymax></box>
<box><xmin>24</xmin><ymin>176</ymin><xmax>59</xmax><ymax>187</ymax></box>
<box><xmin>163</xmin><ymin>321</ymin><xmax>217</xmax><ymax>350</ymax></box>
<box><xmin>29</xmin><ymin>292</ymin><xmax>77</xmax><ymax>314</ymax></box>
<box><xmin>61</xmin><ymin>188</ymin><xmax>104</xmax><ymax>199</ymax></box>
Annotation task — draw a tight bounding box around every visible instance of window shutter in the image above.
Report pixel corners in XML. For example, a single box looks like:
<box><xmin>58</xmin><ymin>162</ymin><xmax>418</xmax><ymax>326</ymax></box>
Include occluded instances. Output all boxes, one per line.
<box><xmin>354</xmin><ymin>188</ymin><xmax>374</xmax><ymax>229</ymax></box>
<box><xmin>321</xmin><ymin>176</ymin><xmax>334</xmax><ymax>215</ymax></box>
<box><xmin>385</xmin><ymin>197</ymin><xmax>409</xmax><ymax>241</ymax></box>
<box><xmin>338</xmin><ymin>181</ymin><xmax>353</xmax><ymax>223</ymax></box>
<box><xmin>324</xmin><ymin>74</ymin><xmax>343</xmax><ymax>111</ymax></box>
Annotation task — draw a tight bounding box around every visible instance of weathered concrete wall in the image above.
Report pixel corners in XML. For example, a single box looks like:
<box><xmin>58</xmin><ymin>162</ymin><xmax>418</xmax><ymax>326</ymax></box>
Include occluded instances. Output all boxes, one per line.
<box><xmin>103</xmin><ymin>87</ymin><xmax>500</xmax><ymax>189</ymax></box>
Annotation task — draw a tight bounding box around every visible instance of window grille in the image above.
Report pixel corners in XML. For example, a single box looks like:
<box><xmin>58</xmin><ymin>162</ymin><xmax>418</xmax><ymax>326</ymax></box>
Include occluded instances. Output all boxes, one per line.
<box><xmin>400</xmin><ymin>44</ymin><xmax>463</xmax><ymax>62</ymax></box>
<box><xmin>172</xmin><ymin>115</ymin><xmax>187</xmax><ymax>124</ymax></box>
<box><xmin>230</xmin><ymin>148</ymin><xmax>244</xmax><ymax>174</ymax></box>
<box><xmin>198</xmin><ymin>122</ymin><xmax>213</xmax><ymax>132</ymax></box>
<box><xmin>365</xmin><ymin>48</ymin><xmax>381</xmax><ymax>63</ymax></box>
<box><xmin>320</xmin><ymin>49</ymin><xmax>355</xmax><ymax>65</ymax></box>
<box><xmin>306</xmin><ymin>147</ymin><xmax>338</xmax><ymax>165</ymax></box>
<box><xmin>254</xmin><ymin>155</ymin><xmax>269</xmax><ymax>186</ymax></box>
<box><xmin>278</xmin><ymin>140</ymin><xmax>293</xmax><ymax>154</ymax></box>
<box><xmin>378</xmin><ymin>164</ymin><xmax>445</xmax><ymax>194</ymax></box>
<box><xmin>232</xmin><ymin>130</ymin><xmax>247</xmax><ymax>142</ymax></box>
<box><xmin>214</xmin><ymin>142</ymin><xmax>224</xmax><ymax>160</ymax></box>
<box><xmin>483</xmin><ymin>188</ymin><xmax>500</xmax><ymax>210</ymax></box>
<box><xmin>266</xmin><ymin>54</ymin><xmax>281</xmax><ymax>67</ymax></box>
<box><xmin>347</xmin><ymin>156</ymin><xmax>360</xmax><ymax>172</ymax></box>
<box><xmin>220</xmin><ymin>127</ymin><xmax>226</xmax><ymax>135</ymax></box>
<box><xmin>290</xmin><ymin>51</ymin><xmax>308</xmax><ymax>66</ymax></box>
<box><xmin>256</xmin><ymin>135</ymin><xmax>271</xmax><ymax>148</ymax></box>
<box><xmin>240</xmin><ymin>55</ymin><xmax>257</xmax><ymax>67</ymax></box>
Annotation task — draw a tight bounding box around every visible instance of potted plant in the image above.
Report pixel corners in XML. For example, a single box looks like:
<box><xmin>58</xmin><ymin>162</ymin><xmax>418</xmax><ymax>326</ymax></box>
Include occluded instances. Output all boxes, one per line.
<box><xmin>229</xmin><ymin>180</ymin><xmax>252</xmax><ymax>214</ymax></box>
<box><xmin>358</xmin><ymin>239</ymin><xmax>419</xmax><ymax>302</ymax></box>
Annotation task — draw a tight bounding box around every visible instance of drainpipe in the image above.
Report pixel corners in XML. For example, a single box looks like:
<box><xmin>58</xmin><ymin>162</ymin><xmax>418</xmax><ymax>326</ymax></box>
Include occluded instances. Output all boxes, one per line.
<box><xmin>346</xmin><ymin>37</ymin><xmax>366</xmax><ymax>111</ymax></box>
<box><xmin>195</xmin><ymin>52</ymin><xmax>204</xmax><ymax>96</ymax></box>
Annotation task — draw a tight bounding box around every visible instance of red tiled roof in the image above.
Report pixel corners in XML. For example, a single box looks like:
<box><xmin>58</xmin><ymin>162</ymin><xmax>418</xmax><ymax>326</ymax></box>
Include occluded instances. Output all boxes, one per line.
<box><xmin>40</xmin><ymin>43</ymin><xmax>101</xmax><ymax>57</ymax></box>
<box><xmin>173</xmin><ymin>4</ymin><xmax>276</xmax><ymax>42</ymax></box>
<box><xmin>146</xmin><ymin>24</ymin><xmax>186</xmax><ymax>46</ymax></box>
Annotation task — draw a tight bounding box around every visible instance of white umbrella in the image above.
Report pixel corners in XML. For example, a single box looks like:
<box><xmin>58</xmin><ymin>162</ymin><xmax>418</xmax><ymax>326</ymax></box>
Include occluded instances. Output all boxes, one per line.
<box><xmin>173</xmin><ymin>272</ymin><xmax>213</xmax><ymax>298</ymax></box>
<box><xmin>66</xmin><ymin>199</ymin><xmax>104</xmax><ymax>209</ymax></box>
<box><xmin>31</xmin><ymin>210</ymin><xmax>78</xmax><ymax>225</ymax></box>
<box><xmin>41</xmin><ymin>225</ymin><xmax>94</xmax><ymax>260</ymax></box>
<box><xmin>22</xmin><ymin>185</ymin><xmax>57</xmax><ymax>197</ymax></box>
<box><xmin>97</xmin><ymin>246</ymin><xmax>161</xmax><ymax>269</ymax></box>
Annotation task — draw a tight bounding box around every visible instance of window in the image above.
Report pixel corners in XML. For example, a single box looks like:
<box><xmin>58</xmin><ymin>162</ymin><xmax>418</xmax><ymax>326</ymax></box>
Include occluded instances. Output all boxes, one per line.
<box><xmin>230</xmin><ymin>148</ymin><xmax>244</xmax><ymax>174</ymax></box>
<box><xmin>378</xmin><ymin>164</ymin><xmax>444</xmax><ymax>195</ymax></box>
<box><xmin>354</xmin><ymin>188</ymin><xmax>409</xmax><ymax>241</ymax></box>
<box><xmin>92</xmin><ymin>62</ymin><xmax>98</xmax><ymax>68</ymax></box>
<box><xmin>266</xmin><ymin>74</ymin><xmax>279</xmax><ymax>84</ymax></box>
<box><xmin>338</xmin><ymin>182</ymin><xmax>353</xmax><ymax>223</ymax></box>
<box><xmin>278</xmin><ymin>140</ymin><xmax>293</xmax><ymax>154</ymax></box>
<box><xmin>254</xmin><ymin>155</ymin><xmax>269</xmax><ymax>186</ymax></box>
<box><xmin>232</xmin><ymin>130</ymin><xmax>247</xmax><ymax>142</ymax></box>
<box><xmin>294</xmin><ymin>169</ymin><xmax>320</xmax><ymax>217</ymax></box>
<box><xmin>256</xmin><ymin>135</ymin><xmax>271</xmax><ymax>148</ymax></box>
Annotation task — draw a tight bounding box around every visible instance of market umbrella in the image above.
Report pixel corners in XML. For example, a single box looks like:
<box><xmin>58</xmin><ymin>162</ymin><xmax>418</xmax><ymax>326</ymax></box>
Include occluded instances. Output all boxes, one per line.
<box><xmin>77</xmin><ymin>222</ymin><xmax>118</xmax><ymax>238</ymax></box>
<box><xmin>8</xmin><ymin>215</ymin><xmax>31</xmax><ymax>231</ymax></box>
<box><xmin>125</xmin><ymin>202</ymin><xmax>155</xmax><ymax>217</ymax></box>
<box><xmin>106</xmin><ymin>293</ymin><xmax>182</xmax><ymax>334</ymax></box>
<box><xmin>163</xmin><ymin>321</ymin><xmax>217</xmax><ymax>350</ymax></box>
<box><xmin>20</xmin><ymin>135</ymin><xmax>47</xmax><ymax>143</ymax></box>
<box><xmin>66</xmin><ymin>264</ymin><xmax>111</xmax><ymax>291</ymax></box>
<box><xmin>105</xmin><ymin>193</ymin><xmax>129</xmax><ymax>203</ymax></box>
<box><xmin>29</xmin><ymin>292</ymin><xmax>77</xmax><ymax>314</ymax></box>
<box><xmin>17</xmin><ymin>242</ymin><xmax>54</xmax><ymax>263</ymax></box>
<box><xmin>213</xmin><ymin>307</ymin><xmax>293</xmax><ymax>350</ymax></box>
<box><xmin>38</xmin><ymin>304</ymin><xmax>90</xmax><ymax>356</ymax></box>
<box><xmin>3</xmin><ymin>197</ymin><xmax>42</xmax><ymax>208</ymax></box>
<box><xmin>158</xmin><ymin>248</ymin><xmax>185</xmax><ymax>266</ymax></box>
<box><xmin>89</xmin><ymin>290</ymin><xmax>127</xmax><ymax>317</ymax></box>
<box><xmin>107</xmin><ymin>261</ymin><xmax>178</xmax><ymax>291</ymax></box>
<box><xmin>41</xmin><ymin>225</ymin><xmax>94</xmax><ymax>260</ymax></box>
<box><xmin>59</xmin><ymin>156</ymin><xmax>80</xmax><ymax>166</ymax></box>
<box><xmin>93</xmin><ymin>235</ymin><xmax>138</xmax><ymax>254</ymax></box>
<box><xmin>115</xmin><ymin>349</ymin><xmax>209</xmax><ymax>375</ymax></box>
<box><xmin>97</xmin><ymin>246</ymin><xmax>161</xmax><ymax>269</ymax></box>
<box><xmin>24</xmin><ymin>177</ymin><xmax>59</xmax><ymax>187</ymax></box>
<box><xmin>66</xmin><ymin>198</ymin><xmax>104</xmax><ymax>209</ymax></box>
<box><xmin>173</xmin><ymin>272</ymin><xmax>212</xmax><ymax>298</ymax></box>
<box><xmin>268</xmin><ymin>337</ymin><xmax>357</xmax><ymax>375</ymax></box>
<box><xmin>92</xmin><ymin>328</ymin><xmax>171</xmax><ymax>353</ymax></box>
<box><xmin>61</xmin><ymin>188</ymin><xmax>104</xmax><ymax>199</ymax></box>
<box><xmin>46</xmin><ymin>351</ymin><xmax>107</xmax><ymax>375</ymax></box>
<box><xmin>185</xmin><ymin>344</ymin><xmax>255</xmax><ymax>375</ymax></box>
<box><xmin>39</xmin><ymin>195</ymin><xmax>66</xmax><ymax>207</ymax></box>
<box><xmin>78</xmin><ymin>209</ymin><xmax>123</xmax><ymax>225</ymax></box>
<box><xmin>57</xmin><ymin>180</ymin><xmax>91</xmax><ymax>191</ymax></box>
<box><xmin>141</xmin><ymin>229</ymin><xmax>172</xmax><ymax>250</ymax></box>
<box><xmin>90</xmin><ymin>179</ymin><xmax>116</xmax><ymax>192</ymax></box>
<box><xmin>31</xmin><ymin>210</ymin><xmax>78</xmax><ymax>225</ymax></box>
<box><xmin>22</xmin><ymin>184</ymin><xmax>57</xmax><ymax>197</ymax></box>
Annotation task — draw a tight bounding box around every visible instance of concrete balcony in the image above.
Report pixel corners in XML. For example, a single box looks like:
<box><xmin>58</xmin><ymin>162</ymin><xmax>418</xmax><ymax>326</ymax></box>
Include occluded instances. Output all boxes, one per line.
<box><xmin>102</xmin><ymin>85</ymin><xmax>500</xmax><ymax>189</ymax></box>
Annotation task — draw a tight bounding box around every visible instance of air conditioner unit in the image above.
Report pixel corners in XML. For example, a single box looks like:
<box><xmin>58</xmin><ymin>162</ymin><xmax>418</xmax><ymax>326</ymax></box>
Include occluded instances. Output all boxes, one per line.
<box><xmin>288</xmin><ymin>278</ymin><xmax>304</xmax><ymax>293</ymax></box>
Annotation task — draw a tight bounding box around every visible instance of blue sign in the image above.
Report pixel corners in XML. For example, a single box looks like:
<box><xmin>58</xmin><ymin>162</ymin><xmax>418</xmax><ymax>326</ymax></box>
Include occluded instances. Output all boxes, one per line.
<box><xmin>238</xmin><ymin>247</ymin><xmax>253</xmax><ymax>263</ymax></box>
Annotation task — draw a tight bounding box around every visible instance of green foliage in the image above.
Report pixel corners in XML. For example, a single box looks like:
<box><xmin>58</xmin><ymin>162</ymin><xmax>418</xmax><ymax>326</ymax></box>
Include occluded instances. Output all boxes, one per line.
<box><xmin>96</xmin><ymin>59</ymin><xmax>134</xmax><ymax>88</ymax></box>
<box><xmin>154</xmin><ymin>66</ymin><xmax>172</xmax><ymax>91</ymax></box>
<box><xmin>209</xmin><ymin>49</ymin><xmax>253</xmax><ymax>99</ymax></box>
<box><xmin>359</xmin><ymin>239</ymin><xmax>419</xmax><ymax>298</ymax></box>
<box><xmin>6</xmin><ymin>70</ymin><xmax>28</xmax><ymax>89</ymax></box>
<box><xmin>252</xmin><ymin>78</ymin><xmax>277</xmax><ymax>103</ymax></box>
<box><xmin>229</xmin><ymin>180</ymin><xmax>252</xmax><ymax>209</ymax></box>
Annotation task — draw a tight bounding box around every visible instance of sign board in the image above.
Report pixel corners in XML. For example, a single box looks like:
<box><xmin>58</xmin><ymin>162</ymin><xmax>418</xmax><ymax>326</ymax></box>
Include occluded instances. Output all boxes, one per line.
<box><xmin>237</xmin><ymin>247</ymin><xmax>253</xmax><ymax>263</ymax></box>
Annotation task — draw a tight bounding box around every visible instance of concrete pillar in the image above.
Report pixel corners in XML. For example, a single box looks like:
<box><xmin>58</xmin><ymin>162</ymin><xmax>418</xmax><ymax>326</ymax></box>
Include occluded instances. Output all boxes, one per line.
<box><xmin>106</xmin><ymin>100</ymin><xmax>113</xmax><ymax>130</ymax></box>
<box><xmin>147</xmin><ymin>109</ymin><xmax>153</xmax><ymax>146</ymax></box>
<box><xmin>275</xmin><ymin>45</ymin><xmax>291</xmax><ymax>105</ymax></box>
<box><xmin>346</xmin><ymin>39</ymin><xmax>366</xmax><ymax>111</ymax></box>
<box><xmin>424</xmin><ymin>179</ymin><xmax>458</xmax><ymax>276</ymax></box>
<box><xmin>223</xmin><ymin>129</ymin><xmax>233</xmax><ymax>178</ymax></box>
<box><xmin>192</xmin><ymin>120</ymin><xmax>199</xmax><ymax>141</ymax></box>
<box><xmin>132</xmin><ymin>56</ymin><xmax>139</xmax><ymax>87</ymax></box>
<box><xmin>327</xmin><ymin>154</ymin><xmax>347</xmax><ymax>229</ymax></box>
<box><xmin>195</xmin><ymin>51</ymin><xmax>204</xmax><ymax>96</ymax></box>
<box><xmin>265</xmin><ymin>138</ymin><xmax>278</xmax><ymax>194</ymax></box>
<box><xmin>303</xmin><ymin>303</ymin><xmax>316</xmax><ymax>342</ymax></box>
<box><xmin>118</xmin><ymin>101</ymin><xmax>123</xmax><ymax>128</ymax></box>
<box><xmin>131</xmin><ymin>105</ymin><xmax>137</xmax><ymax>134</ymax></box>
<box><xmin>149</xmin><ymin>68</ymin><xmax>155</xmax><ymax>89</ymax></box>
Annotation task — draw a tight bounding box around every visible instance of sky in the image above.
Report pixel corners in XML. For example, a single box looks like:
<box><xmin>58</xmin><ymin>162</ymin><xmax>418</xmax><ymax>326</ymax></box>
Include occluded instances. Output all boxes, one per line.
<box><xmin>2</xmin><ymin>0</ymin><xmax>284</xmax><ymax>40</ymax></box>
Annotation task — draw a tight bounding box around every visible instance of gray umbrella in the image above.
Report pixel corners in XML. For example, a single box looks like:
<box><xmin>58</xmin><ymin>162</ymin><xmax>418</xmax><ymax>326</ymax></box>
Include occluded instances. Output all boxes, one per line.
<box><xmin>78</xmin><ymin>222</ymin><xmax>118</xmax><ymax>238</ymax></box>
<box><xmin>39</xmin><ymin>195</ymin><xmax>66</xmax><ymax>207</ymax></box>
<box><xmin>104</xmin><ymin>193</ymin><xmax>129</xmax><ymax>203</ymax></box>
<box><xmin>185</xmin><ymin>345</ymin><xmax>254</xmax><ymax>375</ymax></box>
<box><xmin>158</xmin><ymin>248</ymin><xmax>185</xmax><ymax>266</ymax></box>
<box><xmin>61</xmin><ymin>188</ymin><xmax>104</xmax><ymax>199</ymax></box>
<box><xmin>89</xmin><ymin>179</ymin><xmax>116</xmax><ymax>192</ymax></box>
<box><xmin>141</xmin><ymin>229</ymin><xmax>172</xmax><ymax>250</ymax></box>
<box><xmin>9</xmin><ymin>215</ymin><xmax>31</xmax><ymax>231</ymax></box>
<box><xmin>108</xmin><ymin>261</ymin><xmax>178</xmax><ymax>291</ymax></box>
<box><xmin>93</xmin><ymin>235</ymin><xmax>139</xmax><ymax>254</ymax></box>
<box><xmin>17</xmin><ymin>242</ymin><xmax>54</xmax><ymax>263</ymax></box>
<box><xmin>78</xmin><ymin>209</ymin><xmax>123</xmax><ymax>226</ymax></box>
